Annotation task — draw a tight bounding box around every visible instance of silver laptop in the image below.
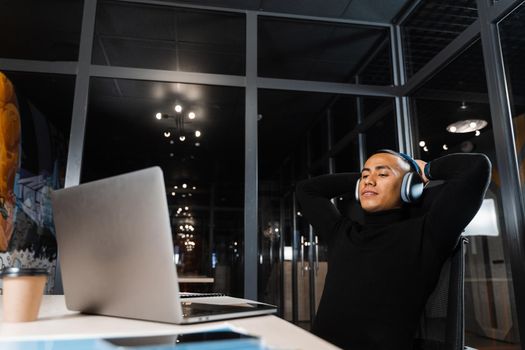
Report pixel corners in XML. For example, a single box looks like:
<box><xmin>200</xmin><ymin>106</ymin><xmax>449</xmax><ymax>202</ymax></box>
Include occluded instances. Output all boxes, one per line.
<box><xmin>51</xmin><ymin>167</ymin><xmax>276</xmax><ymax>324</ymax></box>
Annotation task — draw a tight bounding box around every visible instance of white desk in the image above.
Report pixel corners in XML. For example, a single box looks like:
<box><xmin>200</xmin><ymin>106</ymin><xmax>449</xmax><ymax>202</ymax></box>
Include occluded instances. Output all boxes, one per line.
<box><xmin>0</xmin><ymin>296</ymin><xmax>339</xmax><ymax>350</ymax></box>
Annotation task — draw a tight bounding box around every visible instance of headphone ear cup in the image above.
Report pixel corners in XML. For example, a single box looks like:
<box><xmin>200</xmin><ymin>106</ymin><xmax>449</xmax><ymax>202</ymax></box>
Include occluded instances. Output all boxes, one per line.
<box><xmin>355</xmin><ymin>178</ymin><xmax>360</xmax><ymax>202</ymax></box>
<box><xmin>400</xmin><ymin>172</ymin><xmax>425</xmax><ymax>203</ymax></box>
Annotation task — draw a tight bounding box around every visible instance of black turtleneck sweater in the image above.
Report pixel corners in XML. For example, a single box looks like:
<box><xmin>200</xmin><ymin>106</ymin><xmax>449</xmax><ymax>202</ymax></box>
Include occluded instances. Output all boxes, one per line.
<box><xmin>295</xmin><ymin>153</ymin><xmax>491</xmax><ymax>350</ymax></box>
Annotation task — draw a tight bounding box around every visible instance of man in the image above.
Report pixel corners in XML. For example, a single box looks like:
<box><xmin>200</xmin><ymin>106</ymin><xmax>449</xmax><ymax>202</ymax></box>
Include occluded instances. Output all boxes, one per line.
<box><xmin>295</xmin><ymin>150</ymin><xmax>491</xmax><ymax>350</ymax></box>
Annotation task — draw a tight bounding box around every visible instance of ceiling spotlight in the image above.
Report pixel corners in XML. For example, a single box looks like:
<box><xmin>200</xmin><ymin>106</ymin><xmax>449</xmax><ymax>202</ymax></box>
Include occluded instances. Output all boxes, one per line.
<box><xmin>459</xmin><ymin>101</ymin><xmax>468</xmax><ymax>111</ymax></box>
<box><xmin>442</xmin><ymin>144</ymin><xmax>448</xmax><ymax>150</ymax></box>
<box><xmin>169</xmin><ymin>140</ymin><xmax>174</xmax><ymax>145</ymax></box>
<box><xmin>423</xmin><ymin>146</ymin><xmax>429</xmax><ymax>152</ymax></box>
<box><xmin>419</xmin><ymin>141</ymin><xmax>426</xmax><ymax>147</ymax></box>
<box><xmin>174</xmin><ymin>186</ymin><xmax>178</xmax><ymax>189</ymax></box>
<box><xmin>171</xmin><ymin>192</ymin><xmax>176</xmax><ymax>196</ymax></box>
<box><xmin>188</xmin><ymin>193</ymin><xmax>192</xmax><ymax>197</ymax></box>
<box><xmin>195</xmin><ymin>130</ymin><xmax>201</xmax><ymax>137</ymax></box>
<box><xmin>195</xmin><ymin>142</ymin><xmax>200</xmax><ymax>147</ymax></box>
<box><xmin>192</xmin><ymin>186</ymin><xmax>196</xmax><ymax>190</ymax></box>
<box><xmin>184</xmin><ymin>206</ymin><xmax>189</xmax><ymax>210</ymax></box>
<box><xmin>179</xmin><ymin>136</ymin><xmax>186</xmax><ymax>141</ymax></box>
<box><xmin>164</xmin><ymin>131</ymin><xmax>171</xmax><ymax>138</ymax></box>
<box><xmin>169</xmin><ymin>153</ymin><xmax>174</xmax><ymax>157</ymax></box>
<box><xmin>175</xmin><ymin>105</ymin><xmax>182</xmax><ymax>113</ymax></box>
<box><xmin>182</xmin><ymin>184</ymin><xmax>187</xmax><ymax>189</ymax></box>
<box><xmin>447</xmin><ymin>119</ymin><xmax>487</xmax><ymax>133</ymax></box>
<box><xmin>155</xmin><ymin>112</ymin><xmax>162</xmax><ymax>120</ymax></box>
<box><xmin>475</xmin><ymin>130</ymin><xmax>481</xmax><ymax>136</ymax></box>
<box><xmin>188</xmin><ymin>112</ymin><xmax>196</xmax><ymax>119</ymax></box>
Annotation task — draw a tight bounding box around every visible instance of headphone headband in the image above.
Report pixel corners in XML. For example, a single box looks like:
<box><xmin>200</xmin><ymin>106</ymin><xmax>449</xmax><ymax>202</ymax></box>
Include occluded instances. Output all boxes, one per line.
<box><xmin>373</xmin><ymin>149</ymin><xmax>421</xmax><ymax>175</ymax></box>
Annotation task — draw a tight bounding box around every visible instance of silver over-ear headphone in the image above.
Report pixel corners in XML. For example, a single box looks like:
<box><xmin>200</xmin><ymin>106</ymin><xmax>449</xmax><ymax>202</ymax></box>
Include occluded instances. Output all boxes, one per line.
<box><xmin>355</xmin><ymin>150</ymin><xmax>424</xmax><ymax>204</ymax></box>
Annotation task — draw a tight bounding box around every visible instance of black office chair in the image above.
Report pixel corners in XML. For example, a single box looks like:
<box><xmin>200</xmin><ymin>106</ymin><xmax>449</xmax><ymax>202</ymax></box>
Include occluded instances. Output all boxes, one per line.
<box><xmin>414</xmin><ymin>236</ymin><xmax>467</xmax><ymax>350</ymax></box>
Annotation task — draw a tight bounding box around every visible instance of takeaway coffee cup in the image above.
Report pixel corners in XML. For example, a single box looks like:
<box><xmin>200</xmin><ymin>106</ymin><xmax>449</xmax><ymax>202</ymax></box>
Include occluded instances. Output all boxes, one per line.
<box><xmin>0</xmin><ymin>267</ymin><xmax>49</xmax><ymax>322</ymax></box>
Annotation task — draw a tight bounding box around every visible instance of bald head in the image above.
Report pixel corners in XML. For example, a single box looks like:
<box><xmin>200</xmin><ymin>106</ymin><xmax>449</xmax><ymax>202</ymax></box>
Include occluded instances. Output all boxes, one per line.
<box><xmin>358</xmin><ymin>153</ymin><xmax>411</xmax><ymax>212</ymax></box>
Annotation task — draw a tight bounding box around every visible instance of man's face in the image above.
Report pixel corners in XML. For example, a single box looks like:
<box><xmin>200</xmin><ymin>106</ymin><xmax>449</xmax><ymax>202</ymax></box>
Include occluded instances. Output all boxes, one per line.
<box><xmin>359</xmin><ymin>153</ymin><xmax>410</xmax><ymax>213</ymax></box>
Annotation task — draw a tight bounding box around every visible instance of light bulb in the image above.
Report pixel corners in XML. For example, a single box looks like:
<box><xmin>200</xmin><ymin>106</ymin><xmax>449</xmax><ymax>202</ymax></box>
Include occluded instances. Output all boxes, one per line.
<box><xmin>164</xmin><ymin>131</ymin><xmax>171</xmax><ymax>138</ymax></box>
<box><xmin>419</xmin><ymin>141</ymin><xmax>426</xmax><ymax>147</ymax></box>
<box><xmin>188</xmin><ymin>112</ymin><xmax>196</xmax><ymax>119</ymax></box>
<box><xmin>175</xmin><ymin>105</ymin><xmax>182</xmax><ymax>113</ymax></box>
<box><xmin>192</xmin><ymin>186</ymin><xmax>196</xmax><ymax>190</ymax></box>
<box><xmin>475</xmin><ymin>130</ymin><xmax>481</xmax><ymax>136</ymax></box>
<box><xmin>184</xmin><ymin>206</ymin><xmax>189</xmax><ymax>210</ymax></box>
<box><xmin>179</xmin><ymin>136</ymin><xmax>186</xmax><ymax>141</ymax></box>
<box><xmin>423</xmin><ymin>146</ymin><xmax>429</xmax><ymax>152</ymax></box>
<box><xmin>195</xmin><ymin>130</ymin><xmax>201</xmax><ymax>137</ymax></box>
<box><xmin>174</xmin><ymin>186</ymin><xmax>178</xmax><ymax>189</ymax></box>
<box><xmin>442</xmin><ymin>144</ymin><xmax>448</xmax><ymax>150</ymax></box>
<box><xmin>155</xmin><ymin>112</ymin><xmax>162</xmax><ymax>120</ymax></box>
<box><xmin>195</xmin><ymin>142</ymin><xmax>200</xmax><ymax>147</ymax></box>
<box><xmin>182</xmin><ymin>184</ymin><xmax>187</xmax><ymax>189</ymax></box>
<box><xmin>171</xmin><ymin>192</ymin><xmax>176</xmax><ymax>196</ymax></box>
<box><xmin>469</xmin><ymin>122</ymin><xmax>477</xmax><ymax>128</ymax></box>
<box><xmin>169</xmin><ymin>153</ymin><xmax>174</xmax><ymax>157</ymax></box>
<box><xmin>450</xmin><ymin>126</ymin><xmax>457</xmax><ymax>133</ymax></box>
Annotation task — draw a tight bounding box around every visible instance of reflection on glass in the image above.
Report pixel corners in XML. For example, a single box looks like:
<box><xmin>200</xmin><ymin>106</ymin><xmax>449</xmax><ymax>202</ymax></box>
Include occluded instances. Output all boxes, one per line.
<box><xmin>82</xmin><ymin>78</ymin><xmax>245</xmax><ymax>297</ymax></box>
<box><xmin>258</xmin><ymin>17</ymin><xmax>391</xmax><ymax>84</ymax></box>
<box><xmin>412</xmin><ymin>40</ymin><xmax>521</xmax><ymax>347</ymax></box>
<box><xmin>93</xmin><ymin>0</ymin><xmax>246</xmax><ymax>75</ymax></box>
<box><xmin>402</xmin><ymin>0</ymin><xmax>478</xmax><ymax>79</ymax></box>
<box><xmin>0</xmin><ymin>0</ymin><xmax>83</xmax><ymax>61</ymax></box>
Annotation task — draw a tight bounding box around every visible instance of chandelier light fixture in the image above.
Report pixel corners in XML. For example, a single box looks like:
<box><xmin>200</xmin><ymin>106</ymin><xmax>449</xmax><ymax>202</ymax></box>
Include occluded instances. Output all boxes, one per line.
<box><xmin>154</xmin><ymin>104</ymin><xmax>201</xmax><ymax>144</ymax></box>
<box><xmin>446</xmin><ymin>119</ymin><xmax>487</xmax><ymax>134</ymax></box>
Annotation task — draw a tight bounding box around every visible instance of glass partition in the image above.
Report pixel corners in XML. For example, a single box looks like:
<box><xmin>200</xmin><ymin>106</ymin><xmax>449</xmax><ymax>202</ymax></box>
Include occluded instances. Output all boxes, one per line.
<box><xmin>258</xmin><ymin>16</ymin><xmax>392</xmax><ymax>85</ymax></box>
<box><xmin>93</xmin><ymin>0</ymin><xmax>246</xmax><ymax>75</ymax></box>
<box><xmin>403</xmin><ymin>0</ymin><xmax>478</xmax><ymax>79</ymax></box>
<box><xmin>82</xmin><ymin>77</ymin><xmax>245</xmax><ymax>296</ymax></box>
<box><xmin>412</xmin><ymin>39</ymin><xmax>521</xmax><ymax>348</ymax></box>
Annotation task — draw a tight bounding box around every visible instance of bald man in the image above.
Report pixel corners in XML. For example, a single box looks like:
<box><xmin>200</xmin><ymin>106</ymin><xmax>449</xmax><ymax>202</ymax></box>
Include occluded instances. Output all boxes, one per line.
<box><xmin>296</xmin><ymin>151</ymin><xmax>491</xmax><ymax>350</ymax></box>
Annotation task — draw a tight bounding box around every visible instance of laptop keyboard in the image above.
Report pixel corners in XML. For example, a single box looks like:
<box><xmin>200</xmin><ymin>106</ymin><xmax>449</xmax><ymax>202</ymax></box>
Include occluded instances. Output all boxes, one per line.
<box><xmin>179</xmin><ymin>292</ymin><xmax>225</xmax><ymax>299</ymax></box>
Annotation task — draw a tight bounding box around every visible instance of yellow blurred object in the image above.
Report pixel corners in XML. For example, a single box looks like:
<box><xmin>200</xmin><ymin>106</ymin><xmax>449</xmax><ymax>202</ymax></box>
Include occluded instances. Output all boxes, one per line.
<box><xmin>0</xmin><ymin>72</ymin><xmax>14</xmax><ymax>108</ymax></box>
<box><xmin>0</xmin><ymin>71</ymin><xmax>20</xmax><ymax>251</ymax></box>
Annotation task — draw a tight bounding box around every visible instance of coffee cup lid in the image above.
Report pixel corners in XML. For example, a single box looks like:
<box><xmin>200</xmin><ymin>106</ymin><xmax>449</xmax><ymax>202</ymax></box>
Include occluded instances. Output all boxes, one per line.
<box><xmin>0</xmin><ymin>267</ymin><xmax>49</xmax><ymax>278</ymax></box>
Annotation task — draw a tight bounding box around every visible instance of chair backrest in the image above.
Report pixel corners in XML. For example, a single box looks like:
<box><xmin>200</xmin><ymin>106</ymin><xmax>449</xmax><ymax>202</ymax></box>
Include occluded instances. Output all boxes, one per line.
<box><xmin>414</xmin><ymin>236</ymin><xmax>467</xmax><ymax>350</ymax></box>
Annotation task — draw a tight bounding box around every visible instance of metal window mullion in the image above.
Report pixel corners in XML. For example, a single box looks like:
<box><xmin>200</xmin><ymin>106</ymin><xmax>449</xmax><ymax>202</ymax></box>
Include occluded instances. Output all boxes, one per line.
<box><xmin>244</xmin><ymin>11</ymin><xmax>258</xmax><ymax>300</ymax></box>
<box><xmin>477</xmin><ymin>0</ymin><xmax>525</xmax><ymax>345</ymax></box>
<box><xmin>488</xmin><ymin>0</ymin><xmax>525</xmax><ymax>22</ymax></box>
<box><xmin>90</xmin><ymin>65</ymin><xmax>246</xmax><ymax>87</ymax></box>
<box><xmin>390</xmin><ymin>24</ymin><xmax>414</xmax><ymax>155</ymax></box>
<box><xmin>0</xmin><ymin>59</ymin><xmax>77</xmax><ymax>75</ymax></box>
<box><xmin>65</xmin><ymin>0</ymin><xmax>97</xmax><ymax>188</ymax></box>
<box><xmin>257</xmin><ymin>77</ymin><xmax>398</xmax><ymax>97</ymax></box>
